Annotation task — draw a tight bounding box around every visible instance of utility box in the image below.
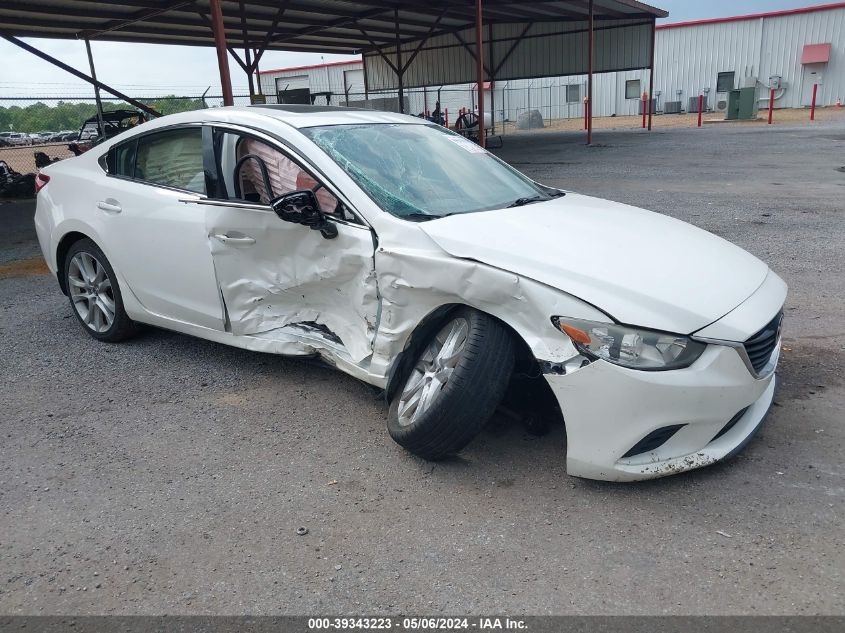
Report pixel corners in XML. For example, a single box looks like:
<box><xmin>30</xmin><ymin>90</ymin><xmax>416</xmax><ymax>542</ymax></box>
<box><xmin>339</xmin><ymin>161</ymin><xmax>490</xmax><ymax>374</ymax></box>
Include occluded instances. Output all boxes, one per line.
<box><xmin>726</xmin><ymin>87</ymin><xmax>758</xmax><ymax>120</ymax></box>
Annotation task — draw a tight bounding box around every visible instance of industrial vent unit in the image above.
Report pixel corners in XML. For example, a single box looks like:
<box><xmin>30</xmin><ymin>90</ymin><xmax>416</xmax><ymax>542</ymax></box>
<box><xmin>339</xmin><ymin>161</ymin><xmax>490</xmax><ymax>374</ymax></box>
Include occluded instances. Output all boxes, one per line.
<box><xmin>664</xmin><ymin>101</ymin><xmax>683</xmax><ymax>114</ymax></box>
<box><xmin>688</xmin><ymin>97</ymin><xmax>707</xmax><ymax>113</ymax></box>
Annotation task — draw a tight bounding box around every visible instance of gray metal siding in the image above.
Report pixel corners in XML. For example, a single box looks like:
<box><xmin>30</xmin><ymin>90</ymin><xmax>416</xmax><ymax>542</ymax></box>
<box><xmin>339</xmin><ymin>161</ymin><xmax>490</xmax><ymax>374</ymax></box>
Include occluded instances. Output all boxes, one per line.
<box><xmin>364</xmin><ymin>18</ymin><xmax>653</xmax><ymax>91</ymax></box>
<box><xmin>758</xmin><ymin>8</ymin><xmax>845</xmax><ymax>108</ymax></box>
<box><xmin>653</xmin><ymin>8</ymin><xmax>845</xmax><ymax>110</ymax></box>
<box><xmin>256</xmin><ymin>6</ymin><xmax>845</xmax><ymax>114</ymax></box>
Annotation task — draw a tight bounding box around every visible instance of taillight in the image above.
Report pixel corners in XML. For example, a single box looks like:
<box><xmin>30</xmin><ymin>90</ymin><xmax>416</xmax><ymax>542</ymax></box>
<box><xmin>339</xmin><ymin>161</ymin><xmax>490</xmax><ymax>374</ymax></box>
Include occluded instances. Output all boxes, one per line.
<box><xmin>34</xmin><ymin>172</ymin><xmax>50</xmax><ymax>193</ymax></box>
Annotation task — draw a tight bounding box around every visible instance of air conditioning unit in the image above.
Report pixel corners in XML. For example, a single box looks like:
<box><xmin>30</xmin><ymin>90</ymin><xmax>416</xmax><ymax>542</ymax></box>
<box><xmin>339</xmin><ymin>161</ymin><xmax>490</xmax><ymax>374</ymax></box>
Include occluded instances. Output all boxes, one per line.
<box><xmin>715</xmin><ymin>98</ymin><xmax>728</xmax><ymax>112</ymax></box>
<box><xmin>688</xmin><ymin>97</ymin><xmax>707</xmax><ymax>113</ymax></box>
<box><xmin>664</xmin><ymin>100</ymin><xmax>682</xmax><ymax>114</ymax></box>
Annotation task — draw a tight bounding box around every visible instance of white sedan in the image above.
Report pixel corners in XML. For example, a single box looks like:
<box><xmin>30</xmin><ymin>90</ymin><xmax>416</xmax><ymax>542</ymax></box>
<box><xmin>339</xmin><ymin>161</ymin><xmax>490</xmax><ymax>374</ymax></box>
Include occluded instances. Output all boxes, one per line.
<box><xmin>34</xmin><ymin>105</ymin><xmax>786</xmax><ymax>481</ymax></box>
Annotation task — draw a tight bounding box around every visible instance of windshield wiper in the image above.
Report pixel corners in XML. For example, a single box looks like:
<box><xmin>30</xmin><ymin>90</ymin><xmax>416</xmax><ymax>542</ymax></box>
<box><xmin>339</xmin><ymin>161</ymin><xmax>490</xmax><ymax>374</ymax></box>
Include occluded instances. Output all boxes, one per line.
<box><xmin>402</xmin><ymin>212</ymin><xmax>458</xmax><ymax>222</ymax></box>
<box><xmin>507</xmin><ymin>195</ymin><xmax>546</xmax><ymax>208</ymax></box>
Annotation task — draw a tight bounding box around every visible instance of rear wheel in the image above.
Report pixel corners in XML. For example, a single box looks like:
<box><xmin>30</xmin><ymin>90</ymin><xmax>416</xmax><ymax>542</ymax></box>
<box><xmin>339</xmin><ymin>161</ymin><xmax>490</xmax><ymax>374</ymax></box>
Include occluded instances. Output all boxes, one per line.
<box><xmin>64</xmin><ymin>238</ymin><xmax>137</xmax><ymax>342</ymax></box>
<box><xmin>388</xmin><ymin>308</ymin><xmax>515</xmax><ymax>460</ymax></box>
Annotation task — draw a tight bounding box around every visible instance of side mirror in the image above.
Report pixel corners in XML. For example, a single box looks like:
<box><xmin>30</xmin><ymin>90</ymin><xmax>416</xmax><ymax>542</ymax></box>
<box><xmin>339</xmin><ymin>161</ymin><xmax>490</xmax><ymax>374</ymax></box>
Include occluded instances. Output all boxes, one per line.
<box><xmin>270</xmin><ymin>190</ymin><xmax>338</xmax><ymax>239</ymax></box>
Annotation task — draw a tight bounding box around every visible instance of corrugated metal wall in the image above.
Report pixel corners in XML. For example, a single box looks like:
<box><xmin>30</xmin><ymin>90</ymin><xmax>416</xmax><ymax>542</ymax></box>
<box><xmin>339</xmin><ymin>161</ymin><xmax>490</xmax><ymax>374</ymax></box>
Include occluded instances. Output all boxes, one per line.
<box><xmin>362</xmin><ymin>18</ymin><xmax>652</xmax><ymax>90</ymax></box>
<box><xmin>655</xmin><ymin>7</ymin><xmax>845</xmax><ymax>110</ymax></box>
<box><xmin>257</xmin><ymin>6</ymin><xmax>844</xmax><ymax>117</ymax></box>
<box><xmin>757</xmin><ymin>8</ymin><xmax>844</xmax><ymax>108</ymax></box>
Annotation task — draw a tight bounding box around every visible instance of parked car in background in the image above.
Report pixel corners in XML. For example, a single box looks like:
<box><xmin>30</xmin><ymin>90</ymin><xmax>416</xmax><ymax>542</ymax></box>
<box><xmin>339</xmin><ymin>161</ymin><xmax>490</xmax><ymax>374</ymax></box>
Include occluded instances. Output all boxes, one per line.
<box><xmin>1</xmin><ymin>132</ymin><xmax>32</xmax><ymax>146</ymax></box>
<box><xmin>34</xmin><ymin>105</ymin><xmax>786</xmax><ymax>481</ymax></box>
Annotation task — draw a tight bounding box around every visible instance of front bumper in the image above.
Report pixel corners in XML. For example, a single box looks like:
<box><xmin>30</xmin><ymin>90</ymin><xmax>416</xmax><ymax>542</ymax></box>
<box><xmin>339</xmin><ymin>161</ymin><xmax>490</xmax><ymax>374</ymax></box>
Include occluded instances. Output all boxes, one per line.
<box><xmin>544</xmin><ymin>342</ymin><xmax>778</xmax><ymax>481</ymax></box>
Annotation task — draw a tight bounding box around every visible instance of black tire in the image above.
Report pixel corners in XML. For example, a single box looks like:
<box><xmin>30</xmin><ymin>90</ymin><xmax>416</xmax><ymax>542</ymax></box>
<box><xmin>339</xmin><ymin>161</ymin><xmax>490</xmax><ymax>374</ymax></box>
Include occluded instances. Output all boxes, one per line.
<box><xmin>64</xmin><ymin>238</ymin><xmax>138</xmax><ymax>342</ymax></box>
<box><xmin>388</xmin><ymin>308</ymin><xmax>515</xmax><ymax>460</ymax></box>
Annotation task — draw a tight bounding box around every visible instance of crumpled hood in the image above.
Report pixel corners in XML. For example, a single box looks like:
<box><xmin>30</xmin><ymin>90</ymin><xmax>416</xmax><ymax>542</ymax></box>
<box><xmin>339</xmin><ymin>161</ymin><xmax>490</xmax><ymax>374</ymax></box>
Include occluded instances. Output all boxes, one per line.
<box><xmin>418</xmin><ymin>193</ymin><xmax>769</xmax><ymax>334</ymax></box>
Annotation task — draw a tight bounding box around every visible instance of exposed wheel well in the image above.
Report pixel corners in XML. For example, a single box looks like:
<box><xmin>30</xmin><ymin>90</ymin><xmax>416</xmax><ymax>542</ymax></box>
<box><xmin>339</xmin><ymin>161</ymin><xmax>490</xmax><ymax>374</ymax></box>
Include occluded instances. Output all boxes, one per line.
<box><xmin>384</xmin><ymin>303</ymin><xmax>564</xmax><ymax>437</ymax></box>
<box><xmin>384</xmin><ymin>303</ymin><xmax>540</xmax><ymax>401</ymax></box>
<box><xmin>55</xmin><ymin>231</ymin><xmax>90</xmax><ymax>295</ymax></box>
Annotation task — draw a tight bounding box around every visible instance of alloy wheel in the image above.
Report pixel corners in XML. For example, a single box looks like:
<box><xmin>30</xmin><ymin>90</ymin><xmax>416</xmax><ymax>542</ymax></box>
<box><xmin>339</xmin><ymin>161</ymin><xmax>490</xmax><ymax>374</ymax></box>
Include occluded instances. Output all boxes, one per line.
<box><xmin>67</xmin><ymin>252</ymin><xmax>115</xmax><ymax>333</ymax></box>
<box><xmin>397</xmin><ymin>317</ymin><xmax>469</xmax><ymax>427</ymax></box>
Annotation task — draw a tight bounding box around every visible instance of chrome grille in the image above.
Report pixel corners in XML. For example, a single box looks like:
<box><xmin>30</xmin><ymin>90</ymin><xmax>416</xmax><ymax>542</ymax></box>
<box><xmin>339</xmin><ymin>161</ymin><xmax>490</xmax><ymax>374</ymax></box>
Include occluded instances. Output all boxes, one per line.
<box><xmin>743</xmin><ymin>311</ymin><xmax>783</xmax><ymax>374</ymax></box>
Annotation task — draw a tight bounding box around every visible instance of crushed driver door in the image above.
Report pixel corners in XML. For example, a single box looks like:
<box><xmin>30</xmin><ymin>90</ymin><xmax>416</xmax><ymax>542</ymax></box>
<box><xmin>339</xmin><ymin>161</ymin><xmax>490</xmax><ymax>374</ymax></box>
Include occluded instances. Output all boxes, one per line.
<box><xmin>202</xmin><ymin>126</ymin><xmax>379</xmax><ymax>363</ymax></box>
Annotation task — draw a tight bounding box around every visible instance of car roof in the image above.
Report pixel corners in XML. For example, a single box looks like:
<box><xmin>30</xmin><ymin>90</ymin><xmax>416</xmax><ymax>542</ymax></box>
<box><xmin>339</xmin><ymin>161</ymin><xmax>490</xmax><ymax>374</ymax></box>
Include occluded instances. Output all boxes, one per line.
<box><xmin>139</xmin><ymin>105</ymin><xmax>427</xmax><ymax>131</ymax></box>
<box><xmin>239</xmin><ymin>104</ymin><xmax>426</xmax><ymax>128</ymax></box>
<box><xmin>94</xmin><ymin>104</ymin><xmax>430</xmax><ymax>153</ymax></box>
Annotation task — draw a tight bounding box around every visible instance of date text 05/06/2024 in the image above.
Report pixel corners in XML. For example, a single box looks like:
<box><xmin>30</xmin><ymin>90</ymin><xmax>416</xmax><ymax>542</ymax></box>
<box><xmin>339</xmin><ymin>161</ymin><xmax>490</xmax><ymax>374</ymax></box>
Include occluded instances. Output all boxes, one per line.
<box><xmin>307</xmin><ymin>617</ymin><xmax>528</xmax><ymax>630</ymax></box>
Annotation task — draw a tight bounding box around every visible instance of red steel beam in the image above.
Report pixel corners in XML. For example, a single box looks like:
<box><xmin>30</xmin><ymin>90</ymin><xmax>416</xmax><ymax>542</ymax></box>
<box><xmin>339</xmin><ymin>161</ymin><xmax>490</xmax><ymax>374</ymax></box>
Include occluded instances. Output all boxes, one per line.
<box><xmin>587</xmin><ymin>0</ymin><xmax>593</xmax><ymax>145</ymax></box>
<box><xmin>810</xmin><ymin>83</ymin><xmax>818</xmax><ymax>121</ymax></box>
<box><xmin>475</xmin><ymin>0</ymin><xmax>485</xmax><ymax>148</ymax></box>
<box><xmin>209</xmin><ymin>0</ymin><xmax>234</xmax><ymax>106</ymax></box>
<box><xmin>647</xmin><ymin>16</ymin><xmax>655</xmax><ymax>130</ymax></box>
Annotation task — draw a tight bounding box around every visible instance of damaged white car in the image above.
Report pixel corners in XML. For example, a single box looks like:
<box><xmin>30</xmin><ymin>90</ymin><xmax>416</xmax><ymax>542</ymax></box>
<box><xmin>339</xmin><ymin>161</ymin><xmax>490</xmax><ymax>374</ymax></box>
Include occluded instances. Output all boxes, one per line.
<box><xmin>34</xmin><ymin>105</ymin><xmax>786</xmax><ymax>481</ymax></box>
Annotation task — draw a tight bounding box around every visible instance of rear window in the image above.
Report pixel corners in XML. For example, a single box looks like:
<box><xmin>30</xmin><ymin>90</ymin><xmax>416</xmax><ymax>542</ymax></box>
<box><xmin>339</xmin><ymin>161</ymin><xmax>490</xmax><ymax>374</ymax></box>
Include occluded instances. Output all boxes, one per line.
<box><xmin>135</xmin><ymin>128</ymin><xmax>205</xmax><ymax>194</ymax></box>
<box><xmin>107</xmin><ymin>140</ymin><xmax>137</xmax><ymax>178</ymax></box>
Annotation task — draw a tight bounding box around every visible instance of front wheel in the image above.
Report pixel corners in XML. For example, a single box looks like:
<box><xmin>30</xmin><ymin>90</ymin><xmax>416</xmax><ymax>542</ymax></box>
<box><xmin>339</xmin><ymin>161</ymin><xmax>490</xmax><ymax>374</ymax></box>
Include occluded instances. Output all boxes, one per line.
<box><xmin>64</xmin><ymin>238</ymin><xmax>137</xmax><ymax>342</ymax></box>
<box><xmin>388</xmin><ymin>308</ymin><xmax>515</xmax><ymax>460</ymax></box>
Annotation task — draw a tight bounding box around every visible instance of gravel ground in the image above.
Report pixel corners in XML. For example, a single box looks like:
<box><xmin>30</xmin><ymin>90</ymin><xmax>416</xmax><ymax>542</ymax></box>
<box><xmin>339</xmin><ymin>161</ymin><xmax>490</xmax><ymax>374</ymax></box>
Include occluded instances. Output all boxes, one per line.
<box><xmin>497</xmin><ymin>104</ymin><xmax>845</xmax><ymax>135</ymax></box>
<box><xmin>0</xmin><ymin>143</ymin><xmax>75</xmax><ymax>176</ymax></box>
<box><xmin>0</xmin><ymin>119</ymin><xmax>843</xmax><ymax>615</ymax></box>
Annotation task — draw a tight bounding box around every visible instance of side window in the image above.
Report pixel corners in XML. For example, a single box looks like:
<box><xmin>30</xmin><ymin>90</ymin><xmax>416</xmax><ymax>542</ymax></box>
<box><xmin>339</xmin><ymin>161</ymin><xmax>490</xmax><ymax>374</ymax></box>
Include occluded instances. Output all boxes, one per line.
<box><xmin>625</xmin><ymin>79</ymin><xmax>641</xmax><ymax>99</ymax></box>
<box><xmin>135</xmin><ymin>128</ymin><xmax>206</xmax><ymax>194</ymax></box>
<box><xmin>717</xmin><ymin>71</ymin><xmax>735</xmax><ymax>93</ymax></box>
<box><xmin>215</xmin><ymin>131</ymin><xmax>341</xmax><ymax>216</ymax></box>
<box><xmin>107</xmin><ymin>139</ymin><xmax>137</xmax><ymax>177</ymax></box>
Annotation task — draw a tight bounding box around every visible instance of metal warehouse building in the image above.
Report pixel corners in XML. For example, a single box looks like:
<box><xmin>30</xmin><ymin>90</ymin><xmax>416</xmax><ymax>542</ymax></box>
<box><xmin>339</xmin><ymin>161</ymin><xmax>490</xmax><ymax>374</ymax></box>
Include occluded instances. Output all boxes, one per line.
<box><xmin>257</xmin><ymin>2</ymin><xmax>845</xmax><ymax>121</ymax></box>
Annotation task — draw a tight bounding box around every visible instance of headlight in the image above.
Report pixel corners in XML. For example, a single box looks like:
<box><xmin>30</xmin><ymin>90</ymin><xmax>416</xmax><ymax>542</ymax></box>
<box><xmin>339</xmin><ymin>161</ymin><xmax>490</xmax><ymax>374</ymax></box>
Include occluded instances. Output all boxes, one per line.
<box><xmin>552</xmin><ymin>317</ymin><xmax>706</xmax><ymax>370</ymax></box>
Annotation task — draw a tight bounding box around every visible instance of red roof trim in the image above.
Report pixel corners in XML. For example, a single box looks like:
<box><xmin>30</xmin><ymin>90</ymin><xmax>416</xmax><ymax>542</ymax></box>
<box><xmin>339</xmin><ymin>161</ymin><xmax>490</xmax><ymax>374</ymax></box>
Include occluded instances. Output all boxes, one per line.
<box><xmin>657</xmin><ymin>2</ymin><xmax>845</xmax><ymax>30</ymax></box>
<box><xmin>258</xmin><ymin>58</ymin><xmax>362</xmax><ymax>76</ymax></box>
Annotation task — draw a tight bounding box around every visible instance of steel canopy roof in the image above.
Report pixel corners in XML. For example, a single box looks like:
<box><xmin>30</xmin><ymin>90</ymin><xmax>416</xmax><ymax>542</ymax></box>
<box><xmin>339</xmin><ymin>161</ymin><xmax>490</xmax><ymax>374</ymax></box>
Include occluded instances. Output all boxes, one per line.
<box><xmin>0</xmin><ymin>1</ymin><xmax>667</xmax><ymax>54</ymax></box>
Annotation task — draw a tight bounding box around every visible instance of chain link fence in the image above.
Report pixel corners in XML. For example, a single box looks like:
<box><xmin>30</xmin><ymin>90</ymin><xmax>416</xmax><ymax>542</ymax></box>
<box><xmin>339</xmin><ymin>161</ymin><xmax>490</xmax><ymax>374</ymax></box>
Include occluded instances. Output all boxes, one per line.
<box><xmin>0</xmin><ymin>84</ymin><xmax>644</xmax><ymax>197</ymax></box>
<box><xmin>274</xmin><ymin>83</ymin><xmax>589</xmax><ymax>134</ymax></box>
<box><xmin>0</xmin><ymin>94</ymin><xmax>255</xmax><ymax>196</ymax></box>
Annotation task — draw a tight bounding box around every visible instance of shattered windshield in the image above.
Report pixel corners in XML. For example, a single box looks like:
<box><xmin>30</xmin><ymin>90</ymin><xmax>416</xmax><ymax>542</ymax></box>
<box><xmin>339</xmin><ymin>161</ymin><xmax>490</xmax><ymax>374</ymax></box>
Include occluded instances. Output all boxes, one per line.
<box><xmin>301</xmin><ymin>123</ymin><xmax>551</xmax><ymax>219</ymax></box>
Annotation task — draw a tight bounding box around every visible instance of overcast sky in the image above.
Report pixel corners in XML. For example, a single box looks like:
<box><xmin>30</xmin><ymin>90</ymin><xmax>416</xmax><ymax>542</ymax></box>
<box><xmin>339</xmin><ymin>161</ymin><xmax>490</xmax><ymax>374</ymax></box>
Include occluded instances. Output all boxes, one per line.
<box><xmin>0</xmin><ymin>1</ymin><xmax>826</xmax><ymax>98</ymax></box>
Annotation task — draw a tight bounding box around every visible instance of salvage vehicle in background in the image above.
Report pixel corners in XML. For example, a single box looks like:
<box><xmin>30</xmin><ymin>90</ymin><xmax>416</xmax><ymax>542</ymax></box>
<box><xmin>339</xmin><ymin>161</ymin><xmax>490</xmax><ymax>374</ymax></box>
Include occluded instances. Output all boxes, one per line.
<box><xmin>34</xmin><ymin>105</ymin><xmax>786</xmax><ymax>481</ymax></box>
<box><xmin>68</xmin><ymin>109</ymin><xmax>149</xmax><ymax>155</ymax></box>
<box><xmin>0</xmin><ymin>160</ymin><xmax>35</xmax><ymax>198</ymax></box>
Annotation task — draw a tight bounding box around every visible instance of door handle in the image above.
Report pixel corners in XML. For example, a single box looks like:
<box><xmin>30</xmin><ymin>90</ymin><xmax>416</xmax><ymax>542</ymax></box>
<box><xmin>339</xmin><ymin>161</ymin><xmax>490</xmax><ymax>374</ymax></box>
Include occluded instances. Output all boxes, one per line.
<box><xmin>97</xmin><ymin>200</ymin><xmax>122</xmax><ymax>214</ymax></box>
<box><xmin>213</xmin><ymin>234</ymin><xmax>256</xmax><ymax>246</ymax></box>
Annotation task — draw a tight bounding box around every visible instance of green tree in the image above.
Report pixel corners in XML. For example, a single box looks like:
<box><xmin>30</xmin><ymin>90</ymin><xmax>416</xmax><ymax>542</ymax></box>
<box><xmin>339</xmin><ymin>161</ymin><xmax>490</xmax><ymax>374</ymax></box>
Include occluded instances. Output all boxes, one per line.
<box><xmin>0</xmin><ymin>96</ymin><xmax>209</xmax><ymax>133</ymax></box>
